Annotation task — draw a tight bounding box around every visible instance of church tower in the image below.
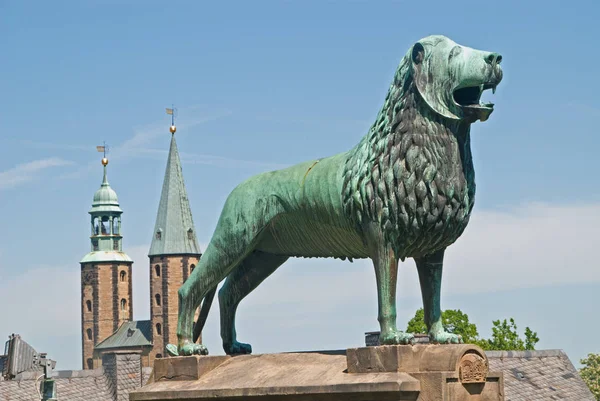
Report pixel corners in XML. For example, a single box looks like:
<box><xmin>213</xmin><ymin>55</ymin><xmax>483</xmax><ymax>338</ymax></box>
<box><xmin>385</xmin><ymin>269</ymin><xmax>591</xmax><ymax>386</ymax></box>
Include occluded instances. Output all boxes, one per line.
<box><xmin>80</xmin><ymin>154</ymin><xmax>133</xmax><ymax>370</ymax></box>
<box><xmin>148</xmin><ymin>119</ymin><xmax>201</xmax><ymax>361</ymax></box>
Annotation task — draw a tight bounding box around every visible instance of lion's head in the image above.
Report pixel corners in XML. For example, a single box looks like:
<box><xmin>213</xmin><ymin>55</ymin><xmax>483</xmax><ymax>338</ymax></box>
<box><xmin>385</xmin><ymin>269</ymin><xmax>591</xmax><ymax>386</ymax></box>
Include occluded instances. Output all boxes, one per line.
<box><xmin>343</xmin><ymin>35</ymin><xmax>504</xmax><ymax>259</ymax></box>
<box><xmin>401</xmin><ymin>35</ymin><xmax>503</xmax><ymax>122</ymax></box>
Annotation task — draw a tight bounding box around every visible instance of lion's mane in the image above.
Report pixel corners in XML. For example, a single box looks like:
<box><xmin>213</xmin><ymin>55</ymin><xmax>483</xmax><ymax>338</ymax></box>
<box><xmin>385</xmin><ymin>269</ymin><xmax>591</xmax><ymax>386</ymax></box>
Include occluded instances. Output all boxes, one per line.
<box><xmin>341</xmin><ymin>42</ymin><xmax>476</xmax><ymax>260</ymax></box>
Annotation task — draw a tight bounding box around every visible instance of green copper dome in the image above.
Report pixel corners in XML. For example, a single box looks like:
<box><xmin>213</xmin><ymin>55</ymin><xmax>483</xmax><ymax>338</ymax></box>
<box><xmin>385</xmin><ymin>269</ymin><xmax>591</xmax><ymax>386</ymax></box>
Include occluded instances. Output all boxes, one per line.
<box><xmin>90</xmin><ymin>165</ymin><xmax>122</xmax><ymax>213</ymax></box>
<box><xmin>81</xmin><ymin>160</ymin><xmax>132</xmax><ymax>264</ymax></box>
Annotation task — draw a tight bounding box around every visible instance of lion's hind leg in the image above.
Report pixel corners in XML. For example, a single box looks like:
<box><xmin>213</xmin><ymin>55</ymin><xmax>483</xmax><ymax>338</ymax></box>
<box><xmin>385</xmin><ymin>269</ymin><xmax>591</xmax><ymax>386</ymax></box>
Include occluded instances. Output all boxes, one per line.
<box><xmin>219</xmin><ymin>250</ymin><xmax>288</xmax><ymax>355</ymax></box>
<box><xmin>175</xmin><ymin>240</ymin><xmax>252</xmax><ymax>356</ymax></box>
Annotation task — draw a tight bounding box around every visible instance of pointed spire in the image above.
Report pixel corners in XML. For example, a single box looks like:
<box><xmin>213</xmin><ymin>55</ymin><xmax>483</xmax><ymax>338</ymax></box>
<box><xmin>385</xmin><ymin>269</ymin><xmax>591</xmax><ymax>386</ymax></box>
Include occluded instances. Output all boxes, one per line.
<box><xmin>149</xmin><ymin>133</ymin><xmax>201</xmax><ymax>256</ymax></box>
<box><xmin>102</xmin><ymin>164</ymin><xmax>109</xmax><ymax>186</ymax></box>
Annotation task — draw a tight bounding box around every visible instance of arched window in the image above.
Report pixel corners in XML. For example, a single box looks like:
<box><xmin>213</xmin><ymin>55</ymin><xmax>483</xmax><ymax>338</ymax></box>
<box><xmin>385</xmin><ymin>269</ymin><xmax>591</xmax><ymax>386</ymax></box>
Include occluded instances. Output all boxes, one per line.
<box><xmin>187</xmin><ymin>228</ymin><xmax>194</xmax><ymax>240</ymax></box>
<box><xmin>155</xmin><ymin>294</ymin><xmax>161</xmax><ymax>306</ymax></box>
<box><xmin>121</xmin><ymin>298</ymin><xmax>127</xmax><ymax>311</ymax></box>
<box><xmin>120</xmin><ymin>270</ymin><xmax>126</xmax><ymax>282</ymax></box>
<box><xmin>87</xmin><ymin>358</ymin><xmax>93</xmax><ymax>369</ymax></box>
<box><xmin>155</xmin><ymin>264</ymin><xmax>160</xmax><ymax>277</ymax></box>
<box><xmin>93</xmin><ymin>218</ymin><xmax>99</xmax><ymax>235</ymax></box>
<box><xmin>156</xmin><ymin>323</ymin><xmax>162</xmax><ymax>335</ymax></box>
<box><xmin>113</xmin><ymin>217</ymin><xmax>119</xmax><ymax>235</ymax></box>
<box><xmin>86</xmin><ymin>300</ymin><xmax>92</xmax><ymax>312</ymax></box>
<box><xmin>155</xmin><ymin>229</ymin><xmax>162</xmax><ymax>240</ymax></box>
<box><xmin>156</xmin><ymin>353</ymin><xmax>162</xmax><ymax>359</ymax></box>
<box><xmin>190</xmin><ymin>264</ymin><xmax>195</xmax><ymax>274</ymax></box>
<box><xmin>101</xmin><ymin>216</ymin><xmax>110</xmax><ymax>235</ymax></box>
<box><xmin>86</xmin><ymin>328</ymin><xmax>93</xmax><ymax>340</ymax></box>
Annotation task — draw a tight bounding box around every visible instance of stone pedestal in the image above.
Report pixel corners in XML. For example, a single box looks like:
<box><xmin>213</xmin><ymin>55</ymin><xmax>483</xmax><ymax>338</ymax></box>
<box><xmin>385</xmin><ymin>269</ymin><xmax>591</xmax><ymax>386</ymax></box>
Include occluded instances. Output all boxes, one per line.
<box><xmin>129</xmin><ymin>345</ymin><xmax>503</xmax><ymax>401</ymax></box>
<box><xmin>348</xmin><ymin>344</ymin><xmax>503</xmax><ymax>400</ymax></box>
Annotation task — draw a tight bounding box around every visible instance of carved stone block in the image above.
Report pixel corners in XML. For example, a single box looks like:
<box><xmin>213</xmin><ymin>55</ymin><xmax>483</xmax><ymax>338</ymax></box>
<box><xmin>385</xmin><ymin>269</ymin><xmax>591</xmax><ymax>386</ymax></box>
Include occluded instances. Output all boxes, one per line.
<box><xmin>151</xmin><ymin>355</ymin><xmax>230</xmax><ymax>382</ymax></box>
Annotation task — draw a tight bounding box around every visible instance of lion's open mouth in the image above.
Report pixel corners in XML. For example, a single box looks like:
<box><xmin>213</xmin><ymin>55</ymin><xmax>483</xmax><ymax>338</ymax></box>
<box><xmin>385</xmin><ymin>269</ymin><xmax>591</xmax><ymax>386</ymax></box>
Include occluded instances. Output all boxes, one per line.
<box><xmin>453</xmin><ymin>83</ymin><xmax>496</xmax><ymax>109</ymax></box>
<box><xmin>453</xmin><ymin>83</ymin><xmax>498</xmax><ymax>121</ymax></box>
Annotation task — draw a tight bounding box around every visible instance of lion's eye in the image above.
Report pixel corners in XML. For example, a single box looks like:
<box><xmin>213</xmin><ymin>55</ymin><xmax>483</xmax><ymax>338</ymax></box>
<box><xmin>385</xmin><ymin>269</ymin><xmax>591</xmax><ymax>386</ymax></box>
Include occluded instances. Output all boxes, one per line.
<box><xmin>449</xmin><ymin>46</ymin><xmax>462</xmax><ymax>61</ymax></box>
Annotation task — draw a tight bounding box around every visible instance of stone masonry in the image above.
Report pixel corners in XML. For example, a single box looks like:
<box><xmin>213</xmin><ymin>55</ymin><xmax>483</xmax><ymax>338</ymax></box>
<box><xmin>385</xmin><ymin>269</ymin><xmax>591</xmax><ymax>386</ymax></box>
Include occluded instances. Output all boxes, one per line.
<box><xmin>149</xmin><ymin>255</ymin><xmax>199</xmax><ymax>367</ymax></box>
<box><xmin>81</xmin><ymin>261</ymin><xmax>133</xmax><ymax>370</ymax></box>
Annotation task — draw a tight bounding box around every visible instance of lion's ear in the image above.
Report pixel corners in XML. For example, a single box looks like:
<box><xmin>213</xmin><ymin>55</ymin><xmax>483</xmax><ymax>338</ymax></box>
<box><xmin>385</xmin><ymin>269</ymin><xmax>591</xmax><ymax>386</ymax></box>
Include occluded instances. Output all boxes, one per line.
<box><xmin>411</xmin><ymin>42</ymin><xmax>426</xmax><ymax>95</ymax></box>
<box><xmin>412</xmin><ymin>42</ymin><xmax>424</xmax><ymax>65</ymax></box>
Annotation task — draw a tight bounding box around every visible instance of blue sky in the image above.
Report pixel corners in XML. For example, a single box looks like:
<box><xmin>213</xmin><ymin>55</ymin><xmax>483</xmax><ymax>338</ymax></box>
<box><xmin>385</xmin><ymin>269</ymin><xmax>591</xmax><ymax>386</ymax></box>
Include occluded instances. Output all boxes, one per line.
<box><xmin>1</xmin><ymin>0</ymin><xmax>599</xmax><ymax>370</ymax></box>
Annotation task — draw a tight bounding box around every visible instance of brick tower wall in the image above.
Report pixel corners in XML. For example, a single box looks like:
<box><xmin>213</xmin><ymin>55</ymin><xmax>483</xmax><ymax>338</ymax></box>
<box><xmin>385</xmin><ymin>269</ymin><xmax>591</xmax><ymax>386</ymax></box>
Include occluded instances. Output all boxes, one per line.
<box><xmin>81</xmin><ymin>261</ymin><xmax>133</xmax><ymax>369</ymax></box>
<box><xmin>149</xmin><ymin>254</ymin><xmax>199</xmax><ymax>366</ymax></box>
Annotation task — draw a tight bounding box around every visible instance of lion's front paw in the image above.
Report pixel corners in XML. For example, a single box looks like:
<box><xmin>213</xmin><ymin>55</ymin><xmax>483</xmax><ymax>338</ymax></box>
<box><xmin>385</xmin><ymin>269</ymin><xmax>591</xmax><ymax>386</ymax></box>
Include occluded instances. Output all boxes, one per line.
<box><xmin>380</xmin><ymin>330</ymin><xmax>415</xmax><ymax>345</ymax></box>
<box><xmin>168</xmin><ymin>342</ymin><xmax>209</xmax><ymax>356</ymax></box>
<box><xmin>224</xmin><ymin>341</ymin><xmax>252</xmax><ymax>355</ymax></box>
<box><xmin>182</xmin><ymin>343</ymin><xmax>209</xmax><ymax>356</ymax></box>
<box><xmin>429</xmin><ymin>331</ymin><xmax>463</xmax><ymax>344</ymax></box>
<box><xmin>166</xmin><ymin>344</ymin><xmax>179</xmax><ymax>356</ymax></box>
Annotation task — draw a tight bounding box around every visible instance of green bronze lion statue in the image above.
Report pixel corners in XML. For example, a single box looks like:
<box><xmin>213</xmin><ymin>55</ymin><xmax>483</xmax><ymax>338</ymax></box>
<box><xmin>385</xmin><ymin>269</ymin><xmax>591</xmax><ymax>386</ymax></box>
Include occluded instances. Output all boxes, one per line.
<box><xmin>167</xmin><ymin>35</ymin><xmax>503</xmax><ymax>357</ymax></box>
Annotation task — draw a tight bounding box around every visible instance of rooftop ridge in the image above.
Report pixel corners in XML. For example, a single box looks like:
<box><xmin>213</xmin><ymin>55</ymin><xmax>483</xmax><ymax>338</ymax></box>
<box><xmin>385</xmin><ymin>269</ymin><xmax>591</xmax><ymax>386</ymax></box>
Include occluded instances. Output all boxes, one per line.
<box><xmin>485</xmin><ymin>349</ymin><xmax>567</xmax><ymax>358</ymax></box>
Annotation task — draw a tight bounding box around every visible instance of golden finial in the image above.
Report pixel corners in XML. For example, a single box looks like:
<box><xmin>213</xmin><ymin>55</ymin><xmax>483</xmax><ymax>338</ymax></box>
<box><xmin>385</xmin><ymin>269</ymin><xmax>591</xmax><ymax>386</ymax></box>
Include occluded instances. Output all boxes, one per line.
<box><xmin>166</xmin><ymin>106</ymin><xmax>177</xmax><ymax>134</ymax></box>
<box><xmin>97</xmin><ymin>142</ymin><xmax>109</xmax><ymax>165</ymax></box>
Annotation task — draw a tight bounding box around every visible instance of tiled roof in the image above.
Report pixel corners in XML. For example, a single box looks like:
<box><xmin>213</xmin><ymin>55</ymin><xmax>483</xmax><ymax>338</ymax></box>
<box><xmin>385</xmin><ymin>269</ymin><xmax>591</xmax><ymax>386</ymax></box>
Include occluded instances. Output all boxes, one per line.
<box><xmin>148</xmin><ymin>134</ymin><xmax>201</xmax><ymax>256</ymax></box>
<box><xmin>487</xmin><ymin>350</ymin><xmax>595</xmax><ymax>400</ymax></box>
<box><xmin>0</xmin><ymin>369</ymin><xmax>112</xmax><ymax>401</ymax></box>
<box><xmin>95</xmin><ymin>320</ymin><xmax>152</xmax><ymax>350</ymax></box>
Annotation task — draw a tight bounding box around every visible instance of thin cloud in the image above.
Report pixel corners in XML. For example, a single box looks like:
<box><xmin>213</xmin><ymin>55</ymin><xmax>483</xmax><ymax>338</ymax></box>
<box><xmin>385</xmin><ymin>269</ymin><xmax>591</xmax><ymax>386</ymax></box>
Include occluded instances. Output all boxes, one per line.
<box><xmin>0</xmin><ymin>157</ymin><xmax>74</xmax><ymax>190</ymax></box>
<box><xmin>566</xmin><ymin>102</ymin><xmax>600</xmax><ymax>118</ymax></box>
<box><xmin>107</xmin><ymin>147</ymin><xmax>289</xmax><ymax>170</ymax></box>
<box><xmin>56</xmin><ymin>108</ymin><xmax>233</xmax><ymax>180</ymax></box>
<box><xmin>180</xmin><ymin>152</ymin><xmax>289</xmax><ymax>170</ymax></box>
<box><xmin>116</xmin><ymin>110</ymin><xmax>232</xmax><ymax>158</ymax></box>
<box><xmin>18</xmin><ymin>140</ymin><xmax>91</xmax><ymax>152</ymax></box>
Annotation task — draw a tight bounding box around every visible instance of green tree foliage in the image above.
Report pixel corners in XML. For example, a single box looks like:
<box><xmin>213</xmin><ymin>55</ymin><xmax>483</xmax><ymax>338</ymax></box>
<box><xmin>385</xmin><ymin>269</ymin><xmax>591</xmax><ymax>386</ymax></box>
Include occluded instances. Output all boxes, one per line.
<box><xmin>406</xmin><ymin>308</ymin><xmax>479</xmax><ymax>343</ymax></box>
<box><xmin>477</xmin><ymin>318</ymin><xmax>539</xmax><ymax>351</ymax></box>
<box><xmin>580</xmin><ymin>353</ymin><xmax>600</xmax><ymax>400</ymax></box>
<box><xmin>405</xmin><ymin>309</ymin><xmax>539</xmax><ymax>350</ymax></box>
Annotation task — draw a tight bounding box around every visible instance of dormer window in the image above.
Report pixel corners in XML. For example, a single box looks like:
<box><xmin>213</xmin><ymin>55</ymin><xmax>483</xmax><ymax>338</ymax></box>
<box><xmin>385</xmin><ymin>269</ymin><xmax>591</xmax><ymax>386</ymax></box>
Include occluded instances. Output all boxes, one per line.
<box><xmin>156</xmin><ymin>229</ymin><xmax>162</xmax><ymax>240</ymax></box>
<box><xmin>187</xmin><ymin>228</ymin><xmax>194</xmax><ymax>240</ymax></box>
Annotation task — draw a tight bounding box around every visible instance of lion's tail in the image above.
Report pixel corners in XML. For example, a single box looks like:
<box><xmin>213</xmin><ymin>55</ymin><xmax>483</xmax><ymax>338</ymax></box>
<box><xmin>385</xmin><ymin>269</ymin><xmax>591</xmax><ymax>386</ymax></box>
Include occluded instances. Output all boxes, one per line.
<box><xmin>192</xmin><ymin>286</ymin><xmax>217</xmax><ymax>343</ymax></box>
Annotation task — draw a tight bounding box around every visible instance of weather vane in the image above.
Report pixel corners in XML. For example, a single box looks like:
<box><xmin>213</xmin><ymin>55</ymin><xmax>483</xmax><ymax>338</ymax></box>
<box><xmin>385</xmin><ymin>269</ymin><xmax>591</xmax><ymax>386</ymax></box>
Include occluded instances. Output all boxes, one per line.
<box><xmin>166</xmin><ymin>105</ymin><xmax>177</xmax><ymax>134</ymax></box>
<box><xmin>96</xmin><ymin>141</ymin><xmax>109</xmax><ymax>166</ymax></box>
